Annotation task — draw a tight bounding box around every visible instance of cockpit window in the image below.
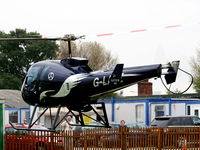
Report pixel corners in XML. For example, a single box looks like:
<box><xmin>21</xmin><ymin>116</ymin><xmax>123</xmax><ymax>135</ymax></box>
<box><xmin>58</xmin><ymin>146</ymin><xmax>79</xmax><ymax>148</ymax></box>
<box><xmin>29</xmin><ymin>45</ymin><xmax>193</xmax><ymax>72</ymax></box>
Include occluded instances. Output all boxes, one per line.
<box><xmin>27</xmin><ymin>66</ymin><xmax>42</xmax><ymax>85</ymax></box>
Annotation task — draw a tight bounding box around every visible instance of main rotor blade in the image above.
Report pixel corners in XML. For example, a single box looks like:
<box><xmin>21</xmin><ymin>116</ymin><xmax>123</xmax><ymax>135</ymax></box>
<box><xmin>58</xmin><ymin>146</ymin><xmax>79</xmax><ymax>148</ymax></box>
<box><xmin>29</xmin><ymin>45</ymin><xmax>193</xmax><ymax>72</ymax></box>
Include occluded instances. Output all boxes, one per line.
<box><xmin>0</xmin><ymin>35</ymin><xmax>85</xmax><ymax>41</ymax></box>
<box><xmin>0</xmin><ymin>38</ymin><xmax>57</xmax><ymax>41</ymax></box>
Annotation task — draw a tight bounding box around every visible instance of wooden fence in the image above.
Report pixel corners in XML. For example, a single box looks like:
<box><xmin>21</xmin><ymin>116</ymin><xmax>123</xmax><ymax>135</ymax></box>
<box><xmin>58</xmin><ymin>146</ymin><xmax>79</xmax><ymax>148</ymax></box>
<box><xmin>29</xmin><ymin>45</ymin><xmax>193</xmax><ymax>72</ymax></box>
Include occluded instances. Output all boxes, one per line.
<box><xmin>5</xmin><ymin>127</ymin><xmax>200</xmax><ymax>150</ymax></box>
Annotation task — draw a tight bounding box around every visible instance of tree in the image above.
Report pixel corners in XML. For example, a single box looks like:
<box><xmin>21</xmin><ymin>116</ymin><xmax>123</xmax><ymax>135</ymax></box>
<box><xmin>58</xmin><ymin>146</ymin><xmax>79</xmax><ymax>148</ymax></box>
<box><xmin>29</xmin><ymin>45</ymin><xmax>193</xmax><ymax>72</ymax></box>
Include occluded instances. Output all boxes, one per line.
<box><xmin>166</xmin><ymin>88</ymin><xmax>182</xmax><ymax>95</ymax></box>
<box><xmin>191</xmin><ymin>49</ymin><xmax>200</xmax><ymax>93</ymax></box>
<box><xmin>57</xmin><ymin>41</ymin><xmax>118</xmax><ymax>70</ymax></box>
<box><xmin>0</xmin><ymin>73</ymin><xmax>21</xmax><ymax>89</ymax></box>
<box><xmin>0</xmin><ymin>29</ymin><xmax>58</xmax><ymax>89</ymax></box>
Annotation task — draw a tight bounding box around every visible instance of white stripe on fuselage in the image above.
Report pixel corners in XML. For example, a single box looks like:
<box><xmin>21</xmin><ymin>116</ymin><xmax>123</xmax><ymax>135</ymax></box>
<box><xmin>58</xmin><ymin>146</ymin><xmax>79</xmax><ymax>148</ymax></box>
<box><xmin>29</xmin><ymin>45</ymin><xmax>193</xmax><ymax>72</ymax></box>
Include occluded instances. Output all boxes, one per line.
<box><xmin>39</xmin><ymin>74</ymin><xmax>88</xmax><ymax>100</ymax></box>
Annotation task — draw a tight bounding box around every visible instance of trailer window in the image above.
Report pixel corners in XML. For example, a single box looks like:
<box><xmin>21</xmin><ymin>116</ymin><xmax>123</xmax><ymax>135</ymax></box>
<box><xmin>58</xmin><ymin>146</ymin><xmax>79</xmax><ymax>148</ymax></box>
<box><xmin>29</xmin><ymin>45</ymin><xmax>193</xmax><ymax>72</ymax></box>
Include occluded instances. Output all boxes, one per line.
<box><xmin>136</xmin><ymin>104</ymin><xmax>144</xmax><ymax>123</ymax></box>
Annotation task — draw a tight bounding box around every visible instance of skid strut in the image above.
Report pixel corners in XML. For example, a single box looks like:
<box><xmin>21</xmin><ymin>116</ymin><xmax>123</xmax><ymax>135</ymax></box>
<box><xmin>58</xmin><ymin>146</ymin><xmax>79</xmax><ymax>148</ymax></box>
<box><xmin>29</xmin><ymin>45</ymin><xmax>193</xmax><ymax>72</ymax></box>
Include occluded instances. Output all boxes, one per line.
<box><xmin>10</xmin><ymin>102</ymin><xmax>111</xmax><ymax>131</ymax></box>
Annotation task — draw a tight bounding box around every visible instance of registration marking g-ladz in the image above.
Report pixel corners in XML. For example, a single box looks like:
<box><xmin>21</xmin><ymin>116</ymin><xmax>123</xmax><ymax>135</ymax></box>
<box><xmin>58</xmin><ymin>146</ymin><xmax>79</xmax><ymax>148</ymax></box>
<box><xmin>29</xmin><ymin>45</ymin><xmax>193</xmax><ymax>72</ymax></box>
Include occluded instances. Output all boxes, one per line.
<box><xmin>93</xmin><ymin>76</ymin><xmax>110</xmax><ymax>87</ymax></box>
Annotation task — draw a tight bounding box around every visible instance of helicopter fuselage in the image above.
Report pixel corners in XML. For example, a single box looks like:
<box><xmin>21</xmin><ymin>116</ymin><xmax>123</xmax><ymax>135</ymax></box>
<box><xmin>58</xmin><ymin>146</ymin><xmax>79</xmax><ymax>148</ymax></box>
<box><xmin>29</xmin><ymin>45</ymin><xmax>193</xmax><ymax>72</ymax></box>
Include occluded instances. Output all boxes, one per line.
<box><xmin>21</xmin><ymin>57</ymin><xmax>177</xmax><ymax>111</ymax></box>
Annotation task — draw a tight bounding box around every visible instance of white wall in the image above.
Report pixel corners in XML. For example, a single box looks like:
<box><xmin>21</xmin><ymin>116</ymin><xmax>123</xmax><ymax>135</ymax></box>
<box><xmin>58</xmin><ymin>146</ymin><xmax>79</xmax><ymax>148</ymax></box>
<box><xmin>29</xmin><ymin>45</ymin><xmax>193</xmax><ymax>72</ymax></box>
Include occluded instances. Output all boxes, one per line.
<box><xmin>114</xmin><ymin>103</ymin><xmax>134</xmax><ymax>123</ymax></box>
<box><xmin>4</xmin><ymin>110</ymin><xmax>9</xmax><ymax>125</ymax></box>
<box><xmin>171</xmin><ymin>103</ymin><xmax>185</xmax><ymax>116</ymax></box>
<box><xmin>106</xmin><ymin>102</ymin><xmax>146</xmax><ymax>124</ymax></box>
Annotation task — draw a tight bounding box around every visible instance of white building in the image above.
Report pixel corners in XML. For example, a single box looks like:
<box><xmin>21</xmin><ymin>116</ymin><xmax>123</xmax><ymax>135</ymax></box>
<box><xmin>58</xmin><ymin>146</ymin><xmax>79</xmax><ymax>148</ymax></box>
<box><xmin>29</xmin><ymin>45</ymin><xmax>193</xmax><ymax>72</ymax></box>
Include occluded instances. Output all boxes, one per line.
<box><xmin>0</xmin><ymin>90</ymin><xmax>30</xmax><ymax>125</ymax></box>
<box><xmin>103</xmin><ymin>96</ymin><xmax>200</xmax><ymax>126</ymax></box>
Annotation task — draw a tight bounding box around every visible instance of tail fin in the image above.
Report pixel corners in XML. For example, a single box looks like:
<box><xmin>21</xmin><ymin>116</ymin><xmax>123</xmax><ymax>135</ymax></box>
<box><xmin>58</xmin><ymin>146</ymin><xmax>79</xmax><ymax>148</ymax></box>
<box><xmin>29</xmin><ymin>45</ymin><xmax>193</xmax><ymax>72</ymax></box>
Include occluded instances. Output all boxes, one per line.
<box><xmin>165</xmin><ymin>61</ymin><xmax>180</xmax><ymax>84</ymax></box>
<box><xmin>110</xmin><ymin>64</ymin><xmax>124</xmax><ymax>84</ymax></box>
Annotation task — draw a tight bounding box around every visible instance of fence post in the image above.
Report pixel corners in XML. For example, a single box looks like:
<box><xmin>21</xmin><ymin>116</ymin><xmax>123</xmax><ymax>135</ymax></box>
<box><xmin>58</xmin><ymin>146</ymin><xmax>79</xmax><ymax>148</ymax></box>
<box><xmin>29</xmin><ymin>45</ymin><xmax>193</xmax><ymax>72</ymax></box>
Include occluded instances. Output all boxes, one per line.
<box><xmin>198</xmin><ymin>127</ymin><xmax>200</xmax><ymax>147</ymax></box>
<box><xmin>157</xmin><ymin>128</ymin><xmax>163</xmax><ymax>150</ymax></box>
<box><xmin>84</xmin><ymin>137</ymin><xmax>87</xmax><ymax>150</ymax></box>
<box><xmin>121</xmin><ymin>127</ymin><xmax>127</xmax><ymax>150</ymax></box>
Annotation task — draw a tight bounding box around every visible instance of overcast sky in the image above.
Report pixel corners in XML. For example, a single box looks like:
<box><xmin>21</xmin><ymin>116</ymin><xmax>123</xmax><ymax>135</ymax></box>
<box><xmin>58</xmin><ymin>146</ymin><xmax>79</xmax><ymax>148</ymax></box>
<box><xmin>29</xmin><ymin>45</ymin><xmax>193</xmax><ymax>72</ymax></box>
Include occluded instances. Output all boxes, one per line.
<box><xmin>1</xmin><ymin>0</ymin><xmax>200</xmax><ymax>95</ymax></box>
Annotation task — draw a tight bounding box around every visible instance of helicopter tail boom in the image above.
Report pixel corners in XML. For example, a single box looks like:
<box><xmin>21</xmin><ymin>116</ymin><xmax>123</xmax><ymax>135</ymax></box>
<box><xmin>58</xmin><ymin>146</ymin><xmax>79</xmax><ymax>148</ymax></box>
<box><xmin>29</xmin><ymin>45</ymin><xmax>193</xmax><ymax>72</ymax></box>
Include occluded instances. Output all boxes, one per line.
<box><xmin>90</xmin><ymin>61</ymin><xmax>180</xmax><ymax>97</ymax></box>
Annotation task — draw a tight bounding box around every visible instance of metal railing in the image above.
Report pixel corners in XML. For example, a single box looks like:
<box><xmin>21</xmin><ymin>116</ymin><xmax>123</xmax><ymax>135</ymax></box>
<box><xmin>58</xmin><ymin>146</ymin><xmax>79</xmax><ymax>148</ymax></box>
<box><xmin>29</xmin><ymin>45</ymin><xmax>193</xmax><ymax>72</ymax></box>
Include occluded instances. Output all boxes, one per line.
<box><xmin>5</xmin><ymin>127</ymin><xmax>200</xmax><ymax>150</ymax></box>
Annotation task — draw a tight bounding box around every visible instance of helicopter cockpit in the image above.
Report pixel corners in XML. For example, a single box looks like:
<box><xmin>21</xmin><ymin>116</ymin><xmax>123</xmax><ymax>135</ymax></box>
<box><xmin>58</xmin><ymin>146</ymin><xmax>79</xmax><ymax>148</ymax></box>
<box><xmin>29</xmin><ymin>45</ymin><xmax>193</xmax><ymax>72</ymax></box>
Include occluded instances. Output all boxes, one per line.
<box><xmin>22</xmin><ymin>57</ymin><xmax>93</xmax><ymax>106</ymax></box>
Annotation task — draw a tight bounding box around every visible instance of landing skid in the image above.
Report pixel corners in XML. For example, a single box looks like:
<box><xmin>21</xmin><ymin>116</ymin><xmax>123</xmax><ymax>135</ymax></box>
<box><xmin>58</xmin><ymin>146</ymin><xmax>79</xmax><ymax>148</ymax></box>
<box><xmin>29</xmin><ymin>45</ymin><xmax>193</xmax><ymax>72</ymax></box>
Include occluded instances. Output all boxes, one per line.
<box><xmin>10</xmin><ymin>102</ymin><xmax>111</xmax><ymax>131</ymax></box>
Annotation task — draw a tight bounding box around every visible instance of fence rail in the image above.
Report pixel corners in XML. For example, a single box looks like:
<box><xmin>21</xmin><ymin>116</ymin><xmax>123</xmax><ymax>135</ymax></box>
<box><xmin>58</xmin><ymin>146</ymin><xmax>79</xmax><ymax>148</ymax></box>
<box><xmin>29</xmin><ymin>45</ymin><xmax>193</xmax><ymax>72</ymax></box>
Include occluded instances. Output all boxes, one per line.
<box><xmin>5</xmin><ymin>127</ymin><xmax>200</xmax><ymax>150</ymax></box>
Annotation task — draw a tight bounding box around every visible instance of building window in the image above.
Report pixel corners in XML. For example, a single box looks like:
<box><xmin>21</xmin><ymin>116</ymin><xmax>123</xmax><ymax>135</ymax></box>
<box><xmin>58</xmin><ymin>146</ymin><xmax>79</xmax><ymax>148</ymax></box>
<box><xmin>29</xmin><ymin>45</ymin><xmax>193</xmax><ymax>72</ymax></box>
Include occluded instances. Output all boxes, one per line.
<box><xmin>155</xmin><ymin>105</ymin><xmax>165</xmax><ymax>117</ymax></box>
<box><xmin>187</xmin><ymin>105</ymin><xmax>191</xmax><ymax>115</ymax></box>
<box><xmin>25</xmin><ymin>111</ymin><xmax>30</xmax><ymax>123</ymax></box>
<box><xmin>9</xmin><ymin>110</ymin><xmax>18</xmax><ymax>123</ymax></box>
<box><xmin>194</xmin><ymin>109</ymin><xmax>199</xmax><ymax>117</ymax></box>
<box><xmin>136</xmin><ymin>104</ymin><xmax>144</xmax><ymax>122</ymax></box>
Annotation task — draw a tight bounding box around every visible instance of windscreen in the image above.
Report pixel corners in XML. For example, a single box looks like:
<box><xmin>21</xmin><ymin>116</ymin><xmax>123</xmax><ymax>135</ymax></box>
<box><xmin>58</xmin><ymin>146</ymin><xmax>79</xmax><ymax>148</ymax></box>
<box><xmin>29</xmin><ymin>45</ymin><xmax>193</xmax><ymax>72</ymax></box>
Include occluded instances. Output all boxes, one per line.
<box><xmin>151</xmin><ymin>118</ymin><xmax>170</xmax><ymax>126</ymax></box>
<box><xmin>192</xmin><ymin>117</ymin><xmax>200</xmax><ymax>125</ymax></box>
<box><xmin>27</xmin><ymin>66</ymin><xmax>42</xmax><ymax>85</ymax></box>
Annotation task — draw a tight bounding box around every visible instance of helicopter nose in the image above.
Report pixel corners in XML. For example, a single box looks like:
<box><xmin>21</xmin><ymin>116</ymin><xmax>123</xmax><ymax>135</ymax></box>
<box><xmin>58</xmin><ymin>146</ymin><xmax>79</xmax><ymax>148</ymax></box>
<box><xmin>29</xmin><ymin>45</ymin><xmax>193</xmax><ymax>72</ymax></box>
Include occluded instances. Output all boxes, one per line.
<box><xmin>22</xmin><ymin>84</ymin><xmax>38</xmax><ymax>105</ymax></box>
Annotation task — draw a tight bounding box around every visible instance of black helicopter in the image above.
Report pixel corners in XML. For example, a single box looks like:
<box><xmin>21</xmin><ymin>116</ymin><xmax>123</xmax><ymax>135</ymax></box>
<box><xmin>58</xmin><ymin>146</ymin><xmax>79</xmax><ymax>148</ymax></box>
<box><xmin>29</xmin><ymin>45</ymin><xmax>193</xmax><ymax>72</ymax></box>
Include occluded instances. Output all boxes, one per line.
<box><xmin>0</xmin><ymin>35</ymin><xmax>180</xmax><ymax>130</ymax></box>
